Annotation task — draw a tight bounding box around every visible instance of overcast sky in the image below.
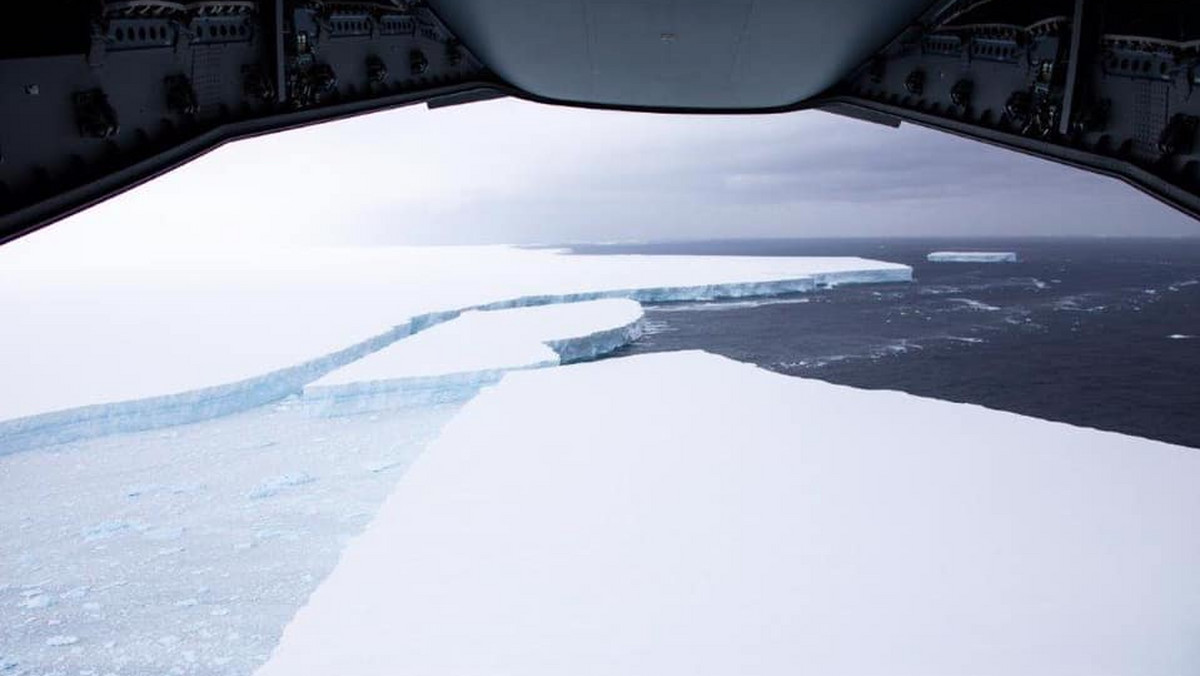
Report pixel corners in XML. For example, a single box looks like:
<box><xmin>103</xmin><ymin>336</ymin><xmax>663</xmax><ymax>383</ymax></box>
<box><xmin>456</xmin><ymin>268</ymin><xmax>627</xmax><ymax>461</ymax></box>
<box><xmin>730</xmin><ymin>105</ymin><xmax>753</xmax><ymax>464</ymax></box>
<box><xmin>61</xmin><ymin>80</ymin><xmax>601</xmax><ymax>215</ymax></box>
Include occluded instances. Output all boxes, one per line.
<box><xmin>13</xmin><ymin>97</ymin><xmax>1200</xmax><ymax>255</ymax></box>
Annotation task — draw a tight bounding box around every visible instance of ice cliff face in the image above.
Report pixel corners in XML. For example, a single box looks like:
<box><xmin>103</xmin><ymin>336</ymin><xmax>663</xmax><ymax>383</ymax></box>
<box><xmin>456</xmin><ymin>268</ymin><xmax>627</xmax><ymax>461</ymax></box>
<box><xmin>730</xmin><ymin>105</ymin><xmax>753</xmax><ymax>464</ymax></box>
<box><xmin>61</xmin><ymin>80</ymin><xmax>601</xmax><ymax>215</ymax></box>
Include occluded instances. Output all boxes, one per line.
<box><xmin>0</xmin><ymin>265</ymin><xmax>910</xmax><ymax>454</ymax></box>
<box><xmin>0</xmin><ymin>323</ymin><xmax>409</xmax><ymax>455</ymax></box>
<box><xmin>301</xmin><ymin>300</ymin><xmax>646</xmax><ymax>417</ymax></box>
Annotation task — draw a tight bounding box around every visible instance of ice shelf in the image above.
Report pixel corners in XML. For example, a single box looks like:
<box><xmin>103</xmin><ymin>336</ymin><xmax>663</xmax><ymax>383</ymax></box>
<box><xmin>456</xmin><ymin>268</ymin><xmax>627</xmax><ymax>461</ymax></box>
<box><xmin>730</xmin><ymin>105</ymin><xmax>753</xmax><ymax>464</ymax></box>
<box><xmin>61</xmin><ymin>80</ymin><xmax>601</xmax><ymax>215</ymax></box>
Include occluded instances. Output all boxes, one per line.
<box><xmin>927</xmin><ymin>251</ymin><xmax>1018</xmax><ymax>263</ymax></box>
<box><xmin>0</xmin><ymin>248</ymin><xmax>910</xmax><ymax>454</ymax></box>
<box><xmin>257</xmin><ymin>351</ymin><xmax>1200</xmax><ymax>676</ymax></box>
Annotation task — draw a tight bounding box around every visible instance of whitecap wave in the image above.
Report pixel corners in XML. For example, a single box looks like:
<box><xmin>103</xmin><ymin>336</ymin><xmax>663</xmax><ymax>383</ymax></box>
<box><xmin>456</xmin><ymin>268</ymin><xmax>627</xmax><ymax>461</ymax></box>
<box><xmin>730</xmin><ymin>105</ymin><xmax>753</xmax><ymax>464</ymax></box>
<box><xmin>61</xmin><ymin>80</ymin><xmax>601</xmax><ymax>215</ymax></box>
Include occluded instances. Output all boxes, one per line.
<box><xmin>651</xmin><ymin>296</ymin><xmax>815</xmax><ymax>313</ymax></box>
<box><xmin>774</xmin><ymin>340</ymin><xmax>924</xmax><ymax>370</ymax></box>
<box><xmin>1053</xmin><ymin>295</ymin><xmax>1106</xmax><ymax>313</ymax></box>
<box><xmin>918</xmin><ymin>285</ymin><xmax>963</xmax><ymax>296</ymax></box>
<box><xmin>638</xmin><ymin>320</ymin><xmax>675</xmax><ymax>336</ymax></box>
<box><xmin>945</xmin><ymin>336</ymin><xmax>987</xmax><ymax>344</ymax></box>
<box><xmin>947</xmin><ymin>298</ymin><xmax>1002</xmax><ymax>312</ymax></box>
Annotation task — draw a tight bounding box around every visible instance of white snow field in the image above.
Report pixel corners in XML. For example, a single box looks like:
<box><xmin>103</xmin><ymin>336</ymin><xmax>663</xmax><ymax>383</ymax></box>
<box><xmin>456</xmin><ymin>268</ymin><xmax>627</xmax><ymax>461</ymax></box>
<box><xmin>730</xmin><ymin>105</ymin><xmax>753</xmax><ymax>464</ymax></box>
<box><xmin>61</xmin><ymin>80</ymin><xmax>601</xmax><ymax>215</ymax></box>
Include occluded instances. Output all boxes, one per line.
<box><xmin>259</xmin><ymin>351</ymin><xmax>1200</xmax><ymax>676</ymax></box>
<box><xmin>0</xmin><ymin>246</ymin><xmax>910</xmax><ymax>453</ymax></box>
<box><xmin>302</xmin><ymin>299</ymin><xmax>644</xmax><ymax>415</ymax></box>
<box><xmin>927</xmin><ymin>250</ymin><xmax>1019</xmax><ymax>263</ymax></box>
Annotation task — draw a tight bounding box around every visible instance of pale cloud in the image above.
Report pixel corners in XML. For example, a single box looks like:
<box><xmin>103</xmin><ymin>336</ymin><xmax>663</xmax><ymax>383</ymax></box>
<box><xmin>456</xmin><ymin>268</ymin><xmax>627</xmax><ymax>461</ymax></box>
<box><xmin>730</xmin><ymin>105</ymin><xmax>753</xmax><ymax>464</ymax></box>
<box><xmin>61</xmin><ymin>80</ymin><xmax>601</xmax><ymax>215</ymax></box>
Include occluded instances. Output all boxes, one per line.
<box><xmin>7</xmin><ymin>96</ymin><xmax>1197</xmax><ymax>259</ymax></box>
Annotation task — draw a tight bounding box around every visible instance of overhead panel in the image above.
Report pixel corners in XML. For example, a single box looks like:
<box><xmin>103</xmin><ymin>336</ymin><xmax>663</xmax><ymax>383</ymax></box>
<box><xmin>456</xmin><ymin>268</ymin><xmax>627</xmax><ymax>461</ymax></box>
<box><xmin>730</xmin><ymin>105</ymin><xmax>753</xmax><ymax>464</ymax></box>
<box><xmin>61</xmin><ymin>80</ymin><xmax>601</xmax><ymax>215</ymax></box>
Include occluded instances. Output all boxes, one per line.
<box><xmin>427</xmin><ymin>0</ymin><xmax>938</xmax><ymax>109</ymax></box>
<box><xmin>819</xmin><ymin>0</ymin><xmax>1200</xmax><ymax>220</ymax></box>
<box><xmin>3</xmin><ymin>0</ymin><xmax>1200</xmax><ymax>244</ymax></box>
<box><xmin>0</xmin><ymin>0</ymin><xmax>496</xmax><ymax>245</ymax></box>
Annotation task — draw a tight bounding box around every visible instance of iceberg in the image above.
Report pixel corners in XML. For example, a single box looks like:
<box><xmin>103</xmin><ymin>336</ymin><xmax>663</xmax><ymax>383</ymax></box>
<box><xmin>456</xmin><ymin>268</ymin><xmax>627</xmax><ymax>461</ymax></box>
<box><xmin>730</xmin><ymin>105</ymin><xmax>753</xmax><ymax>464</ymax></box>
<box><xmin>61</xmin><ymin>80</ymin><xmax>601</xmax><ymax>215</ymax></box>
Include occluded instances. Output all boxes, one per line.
<box><xmin>0</xmin><ymin>249</ymin><xmax>911</xmax><ymax>454</ymax></box>
<box><xmin>927</xmin><ymin>251</ymin><xmax>1018</xmax><ymax>263</ymax></box>
<box><xmin>257</xmin><ymin>351</ymin><xmax>1200</xmax><ymax>676</ymax></box>
<box><xmin>301</xmin><ymin>299</ymin><xmax>645</xmax><ymax>416</ymax></box>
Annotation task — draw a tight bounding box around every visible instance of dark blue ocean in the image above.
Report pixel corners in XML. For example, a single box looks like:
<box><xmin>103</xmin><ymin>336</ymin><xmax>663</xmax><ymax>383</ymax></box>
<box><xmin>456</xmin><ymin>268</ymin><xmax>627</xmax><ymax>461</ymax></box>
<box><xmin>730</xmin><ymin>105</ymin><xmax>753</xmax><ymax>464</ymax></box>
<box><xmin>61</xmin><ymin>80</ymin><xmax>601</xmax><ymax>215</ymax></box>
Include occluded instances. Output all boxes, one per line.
<box><xmin>569</xmin><ymin>238</ymin><xmax>1200</xmax><ymax>449</ymax></box>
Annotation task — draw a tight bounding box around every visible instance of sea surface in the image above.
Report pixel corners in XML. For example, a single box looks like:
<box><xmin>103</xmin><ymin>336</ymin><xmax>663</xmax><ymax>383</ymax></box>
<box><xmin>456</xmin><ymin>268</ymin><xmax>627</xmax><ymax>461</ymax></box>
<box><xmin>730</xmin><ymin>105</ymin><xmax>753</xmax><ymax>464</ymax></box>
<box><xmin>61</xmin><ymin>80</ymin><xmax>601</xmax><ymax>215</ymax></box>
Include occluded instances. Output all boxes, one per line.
<box><xmin>570</xmin><ymin>238</ymin><xmax>1200</xmax><ymax>449</ymax></box>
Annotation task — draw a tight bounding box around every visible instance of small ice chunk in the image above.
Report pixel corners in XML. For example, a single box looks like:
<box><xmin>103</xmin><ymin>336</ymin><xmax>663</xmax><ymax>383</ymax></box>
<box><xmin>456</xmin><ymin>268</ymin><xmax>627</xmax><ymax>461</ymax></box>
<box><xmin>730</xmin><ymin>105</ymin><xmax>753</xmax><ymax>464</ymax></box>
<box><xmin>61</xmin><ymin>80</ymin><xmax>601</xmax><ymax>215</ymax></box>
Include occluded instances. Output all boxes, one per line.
<box><xmin>82</xmin><ymin>520</ymin><xmax>135</xmax><ymax>541</ymax></box>
<box><xmin>362</xmin><ymin>459</ymin><xmax>405</xmax><ymax>474</ymax></box>
<box><xmin>142</xmin><ymin>526</ymin><xmax>185</xmax><ymax>541</ymax></box>
<box><xmin>59</xmin><ymin>586</ymin><xmax>89</xmax><ymax>600</ymax></box>
<box><xmin>18</xmin><ymin>594</ymin><xmax>54</xmax><ymax>609</ymax></box>
<box><xmin>45</xmin><ymin>635</ymin><xmax>79</xmax><ymax>647</ymax></box>
<box><xmin>248</xmin><ymin>472</ymin><xmax>317</xmax><ymax>499</ymax></box>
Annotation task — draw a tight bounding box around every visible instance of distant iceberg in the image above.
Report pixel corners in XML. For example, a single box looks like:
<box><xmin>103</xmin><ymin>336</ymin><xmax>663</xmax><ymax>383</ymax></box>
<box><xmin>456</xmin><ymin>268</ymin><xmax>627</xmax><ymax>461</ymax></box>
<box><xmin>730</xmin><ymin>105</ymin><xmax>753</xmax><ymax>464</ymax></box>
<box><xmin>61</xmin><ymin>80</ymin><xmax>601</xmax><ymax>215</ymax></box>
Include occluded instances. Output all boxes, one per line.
<box><xmin>927</xmin><ymin>251</ymin><xmax>1018</xmax><ymax>263</ymax></box>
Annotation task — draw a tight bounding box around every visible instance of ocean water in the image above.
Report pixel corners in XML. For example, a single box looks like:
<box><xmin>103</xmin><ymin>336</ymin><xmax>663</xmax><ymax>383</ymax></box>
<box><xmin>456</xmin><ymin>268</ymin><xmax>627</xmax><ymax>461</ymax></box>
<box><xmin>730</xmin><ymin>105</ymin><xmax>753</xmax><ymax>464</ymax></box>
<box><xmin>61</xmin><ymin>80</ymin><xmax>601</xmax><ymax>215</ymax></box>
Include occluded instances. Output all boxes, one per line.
<box><xmin>570</xmin><ymin>238</ymin><xmax>1200</xmax><ymax>449</ymax></box>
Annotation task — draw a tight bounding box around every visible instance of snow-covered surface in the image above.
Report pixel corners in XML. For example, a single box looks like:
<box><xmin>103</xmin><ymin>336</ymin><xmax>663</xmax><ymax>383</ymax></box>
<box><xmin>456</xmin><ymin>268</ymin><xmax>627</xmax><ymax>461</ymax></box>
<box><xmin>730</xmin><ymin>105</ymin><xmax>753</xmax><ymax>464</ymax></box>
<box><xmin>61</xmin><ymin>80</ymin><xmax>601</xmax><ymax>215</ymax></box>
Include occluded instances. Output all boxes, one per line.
<box><xmin>309</xmin><ymin>299</ymin><xmax>643</xmax><ymax>387</ymax></box>
<box><xmin>0</xmin><ymin>247</ymin><xmax>909</xmax><ymax>453</ymax></box>
<box><xmin>927</xmin><ymin>250</ymin><xmax>1019</xmax><ymax>262</ymax></box>
<box><xmin>259</xmin><ymin>351</ymin><xmax>1200</xmax><ymax>676</ymax></box>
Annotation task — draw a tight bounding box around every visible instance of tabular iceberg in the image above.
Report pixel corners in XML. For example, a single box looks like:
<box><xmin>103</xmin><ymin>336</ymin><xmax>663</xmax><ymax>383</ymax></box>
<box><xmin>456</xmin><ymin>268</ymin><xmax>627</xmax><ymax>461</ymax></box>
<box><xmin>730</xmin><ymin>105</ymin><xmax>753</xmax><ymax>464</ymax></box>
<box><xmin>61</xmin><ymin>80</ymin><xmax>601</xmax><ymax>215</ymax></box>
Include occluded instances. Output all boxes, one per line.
<box><xmin>0</xmin><ymin>251</ymin><xmax>911</xmax><ymax>454</ymax></box>
<box><xmin>927</xmin><ymin>251</ymin><xmax>1018</xmax><ymax>263</ymax></box>
<box><xmin>257</xmin><ymin>351</ymin><xmax>1200</xmax><ymax>676</ymax></box>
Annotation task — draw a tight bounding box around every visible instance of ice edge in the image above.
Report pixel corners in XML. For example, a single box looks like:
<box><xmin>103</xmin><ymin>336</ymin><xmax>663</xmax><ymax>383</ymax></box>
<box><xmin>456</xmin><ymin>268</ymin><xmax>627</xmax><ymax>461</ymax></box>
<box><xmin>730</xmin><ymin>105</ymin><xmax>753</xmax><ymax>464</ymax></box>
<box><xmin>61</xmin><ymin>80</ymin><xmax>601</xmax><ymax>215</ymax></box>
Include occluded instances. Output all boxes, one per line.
<box><xmin>299</xmin><ymin>311</ymin><xmax>646</xmax><ymax>417</ymax></box>
<box><xmin>0</xmin><ymin>267</ymin><xmax>910</xmax><ymax>454</ymax></box>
